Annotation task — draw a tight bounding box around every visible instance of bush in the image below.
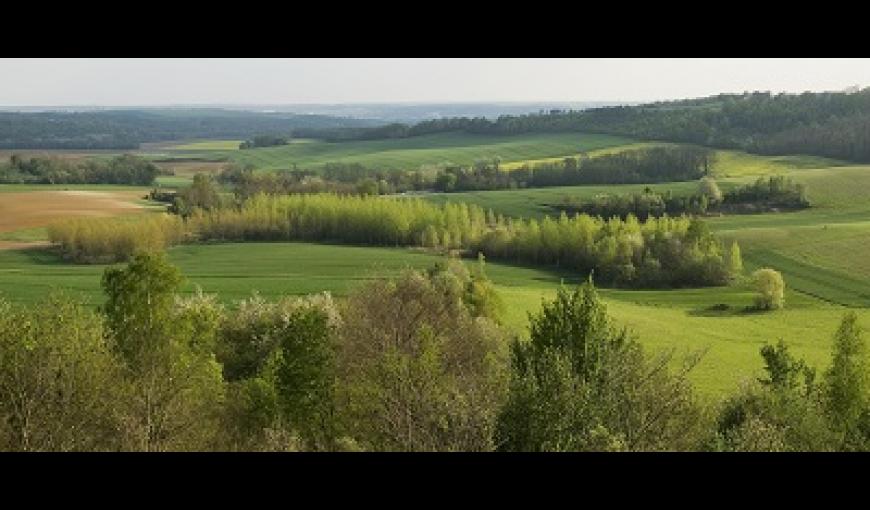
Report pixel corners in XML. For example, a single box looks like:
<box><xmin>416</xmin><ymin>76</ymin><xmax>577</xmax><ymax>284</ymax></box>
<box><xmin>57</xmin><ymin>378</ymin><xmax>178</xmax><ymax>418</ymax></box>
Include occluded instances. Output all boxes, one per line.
<box><xmin>335</xmin><ymin>264</ymin><xmax>509</xmax><ymax>451</ymax></box>
<box><xmin>753</xmin><ymin>268</ymin><xmax>785</xmax><ymax>310</ymax></box>
<box><xmin>47</xmin><ymin>214</ymin><xmax>187</xmax><ymax>263</ymax></box>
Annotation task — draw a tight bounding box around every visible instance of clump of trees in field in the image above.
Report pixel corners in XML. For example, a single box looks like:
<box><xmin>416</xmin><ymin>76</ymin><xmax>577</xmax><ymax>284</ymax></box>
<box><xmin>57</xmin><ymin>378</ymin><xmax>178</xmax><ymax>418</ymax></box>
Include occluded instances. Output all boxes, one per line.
<box><xmin>47</xmin><ymin>214</ymin><xmax>187</xmax><ymax>263</ymax></box>
<box><xmin>721</xmin><ymin>175</ymin><xmax>809</xmax><ymax>213</ymax></box>
<box><xmin>239</xmin><ymin>135</ymin><xmax>289</xmax><ymax>149</ymax></box>
<box><xmin>0</xmin><ymin>154</ymin><xmax>164</xmax><ymax>185</ymax></box>
<box><xmin>552</xmin><ymin>176</ymin><xmax>810</xmax><ymax>220</ymax></box>
<box><xmin>218</xmin><ymin>164</ymin><xmax>367</xmax><ymax>199</ymax></box>
<box><xmin>188</xmin><ymin>193</ymin><xmax>738</xmax><ymax>287</ymax></box>
<box><xmin>2</xmin><ymin>253</ymin><xmax>869</xmax><ymax>451</ymax></box>
<box><xmin>434</xmin><ymin>146</ymin><xmax>713</xmax><ymax>192</ymax></box>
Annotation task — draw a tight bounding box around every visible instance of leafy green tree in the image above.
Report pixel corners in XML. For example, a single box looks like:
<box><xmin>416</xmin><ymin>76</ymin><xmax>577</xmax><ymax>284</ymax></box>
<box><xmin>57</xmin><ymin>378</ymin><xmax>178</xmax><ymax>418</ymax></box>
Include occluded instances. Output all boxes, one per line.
<box><xmin>753</xmin><ymin>268</ymin><xmax>785</xmax><ymax>310</ymax></box>
<box><xmin>825</xmin><ymin>312</ymin><xmax>870</xmax><ymax>449</ymax></box>
<box><xmin>726</xmin><ymin>241</ymin><xmax>743</xmax><ymax>276</ymax></box>
<box><xmin>0</xmin><ymin>295</ymin><xmax>121</xmax><ymax>451</ymax></box>
<box><xmin>759</xmin><ymin>340</ymin><xmax>815</xmax><ymax>393</ymax></box>
<box><xmin>699</xmin><ymin>176</ymin><xmax>723</xmax><ymax>204</ymax></box>
<box><xmin>273</xmin><ymin>305</ymin><xmax>338</xmax><ymax>450</ymax></box>
<box><xmin>712</xmin><ymin>341</ymin><xmax>834</xmax><ymax>452</ymax></box>
<box><xmin>336</xmin><ymin>265</ymin><xmax>508</xmax><ymax>451</ymax></box>
<box><xmin>101</xmin><ymin>253</ymin><xmax>224</xmax><ymax>451</ymax></box>
<box><xmin>496</xmin><ymin>279</ymin><xmax>705</xmax><ymax>451</ymax></box>
<box><xmin>172</xmin><ymin>173</ymin><xmax>221</xmax><ymax>217</ymax></box>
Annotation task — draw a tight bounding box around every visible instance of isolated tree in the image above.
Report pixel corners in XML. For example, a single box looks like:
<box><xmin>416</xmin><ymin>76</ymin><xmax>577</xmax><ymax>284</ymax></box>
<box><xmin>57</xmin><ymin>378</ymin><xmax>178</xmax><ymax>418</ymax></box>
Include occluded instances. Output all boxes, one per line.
<box><xmin>753</xmin><ymin>268</ymin><xmax>785</xmax><ymax>310</ymax></box>
<box><xmin>172</xmin><ymin>173</ymin><xmax>221</xmax><ymax>216</ymax></box>
<box><xmin>699</xmin><ymin>176</ymin><xmax>723</xmax><ymax>204</ymax></box>
<box><xmin>726</xmin><ymin>241</ymin><xmax>743</xmax><ymax>276</ymax></box>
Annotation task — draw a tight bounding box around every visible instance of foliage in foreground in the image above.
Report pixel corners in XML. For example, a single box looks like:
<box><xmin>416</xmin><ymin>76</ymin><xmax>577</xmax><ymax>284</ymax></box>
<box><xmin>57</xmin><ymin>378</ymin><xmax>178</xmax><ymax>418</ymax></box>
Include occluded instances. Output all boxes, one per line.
<box><xmin>495</xmin><ymin>280</ymin><xmax>708</xmax><ymax>451</ymax></box>
<box><xmin>2</xmin><ymin>253</ymin><xmax>868</xmax><ymax>451</ymax></box>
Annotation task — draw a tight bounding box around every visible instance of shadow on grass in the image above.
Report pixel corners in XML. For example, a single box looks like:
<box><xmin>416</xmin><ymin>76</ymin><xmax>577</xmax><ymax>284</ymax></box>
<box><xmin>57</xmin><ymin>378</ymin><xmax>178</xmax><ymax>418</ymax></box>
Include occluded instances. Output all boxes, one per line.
<box><xmin>688</xmin><ymin>303</ymin><xmax>776</xmax><ymax>317</ymax></box>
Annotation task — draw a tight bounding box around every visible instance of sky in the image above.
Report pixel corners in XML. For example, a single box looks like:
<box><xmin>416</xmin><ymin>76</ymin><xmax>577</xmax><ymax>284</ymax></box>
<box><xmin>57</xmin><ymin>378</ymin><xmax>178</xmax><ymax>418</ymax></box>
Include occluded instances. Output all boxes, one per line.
<box><xmin>1</xmin><ymin>58</ymin><xmax>869</xmax><ymax>106</ymax></box>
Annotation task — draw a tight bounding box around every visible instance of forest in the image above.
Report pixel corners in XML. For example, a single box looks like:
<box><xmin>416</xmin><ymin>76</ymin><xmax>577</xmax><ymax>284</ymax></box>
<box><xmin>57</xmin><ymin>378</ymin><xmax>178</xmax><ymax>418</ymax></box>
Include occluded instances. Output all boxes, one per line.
<box><xmin>434</xmin><ymin>146</ymin><xmax>712</xmax><ymax>192</ymax></box>
<box><xmin>0</xmin><ymin>153</ymin><xmax>165</xmax><ymax>185</ymax></box>
<box><xmin>309</xmin><ymin>89</ymin><xmax>870</xmax><ymax>162</ymax></box>
<box><xmin>0</xmin><ymin>110</ymin><xmax>380</xmax><ymax>149</ymax></box>
<box><xmin>552</xmin><ymin>176</ymin><xmax>810</xmax><ymax>220</ymax></box>
<box><xmin>2</xmin><ymin>252</ymin><xmax>867</xmax><ymax>452</ymax></box>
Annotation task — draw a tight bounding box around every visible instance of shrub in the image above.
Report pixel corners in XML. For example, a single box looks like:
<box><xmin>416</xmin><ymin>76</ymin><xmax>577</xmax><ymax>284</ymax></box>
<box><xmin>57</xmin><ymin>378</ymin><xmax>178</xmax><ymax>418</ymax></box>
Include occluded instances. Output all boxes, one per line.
<box><xmin>753</xmin><ymin>268</ymin><xmax>785</xmax><ymax>310</ymax></box>
<box><xmin>47</xmin><ymin>214</ymin><xmax>187</xmax><ymax>263</ymax></box>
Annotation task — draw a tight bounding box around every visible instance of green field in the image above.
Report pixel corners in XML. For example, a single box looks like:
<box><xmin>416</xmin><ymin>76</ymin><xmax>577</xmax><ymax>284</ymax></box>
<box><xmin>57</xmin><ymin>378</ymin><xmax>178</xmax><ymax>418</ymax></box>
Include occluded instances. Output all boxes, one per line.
<box><xmin>170</xmin><ymin>132</ymin><xmax>634</xmax><ymax>171</ymax></box>
<box><xmin>169</xmin><ymin>140</ymin><xmax>243</xmax><ymax>151</ymax></box>
<box><xmin>499</xmin><ymin>141</ymin><xmax>844</xmax><ymax>177</ymax></box>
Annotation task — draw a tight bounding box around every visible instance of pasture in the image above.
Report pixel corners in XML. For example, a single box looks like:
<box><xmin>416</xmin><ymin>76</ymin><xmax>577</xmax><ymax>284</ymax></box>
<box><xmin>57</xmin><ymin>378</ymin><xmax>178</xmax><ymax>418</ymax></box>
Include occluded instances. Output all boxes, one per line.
<box><xmin>173</xmin><ymin>132</ymin><xmax>635</xmax><ymax>171</ymax></box>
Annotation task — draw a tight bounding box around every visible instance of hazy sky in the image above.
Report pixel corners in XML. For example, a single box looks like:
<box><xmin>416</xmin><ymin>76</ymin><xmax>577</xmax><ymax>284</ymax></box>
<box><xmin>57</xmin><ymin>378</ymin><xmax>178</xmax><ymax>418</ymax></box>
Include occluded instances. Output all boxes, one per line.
<box><xmin>2</xmin><ymin>58</ymin><xmax>869</xmax><ymax>106</ymax></box>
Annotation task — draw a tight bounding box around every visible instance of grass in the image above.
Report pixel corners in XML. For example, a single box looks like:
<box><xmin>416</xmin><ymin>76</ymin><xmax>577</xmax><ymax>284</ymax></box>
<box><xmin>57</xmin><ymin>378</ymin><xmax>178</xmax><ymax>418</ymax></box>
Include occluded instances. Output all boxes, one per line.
<box><xmin>0</xmin><ymin>227</ymin><xmax>47</xmax><ymax>242</ymax></box>
<box><xmin>174</xmin><ymin>132</ymin><xmax>635</xmax><ymax>171</ymax></box>
<box><xmin>498</xmin><ymin>141</ymin><xmax>844</xmax><ymax>177</ymax></box>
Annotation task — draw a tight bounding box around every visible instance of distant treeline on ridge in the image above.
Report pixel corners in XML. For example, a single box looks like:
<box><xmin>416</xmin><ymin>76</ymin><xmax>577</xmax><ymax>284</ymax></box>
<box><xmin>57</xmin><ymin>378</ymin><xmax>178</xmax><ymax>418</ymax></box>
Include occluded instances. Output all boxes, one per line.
<box><xmin>304</xmin><ymin>89</ymin><xmax>870</xmax><ymax>162</ymax></box>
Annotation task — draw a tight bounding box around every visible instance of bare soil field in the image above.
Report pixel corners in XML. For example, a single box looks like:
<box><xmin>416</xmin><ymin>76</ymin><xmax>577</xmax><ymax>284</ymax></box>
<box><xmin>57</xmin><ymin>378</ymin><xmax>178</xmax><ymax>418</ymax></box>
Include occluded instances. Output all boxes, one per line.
<box><xmin>0</xmin><ymin>189</ymin><xmax>149</xmax><ymax>246</ymax></box>
<box><xmin>155</xmin><ymin>160</ymin><xmax>227</xmax><ymax>177</ymax></box>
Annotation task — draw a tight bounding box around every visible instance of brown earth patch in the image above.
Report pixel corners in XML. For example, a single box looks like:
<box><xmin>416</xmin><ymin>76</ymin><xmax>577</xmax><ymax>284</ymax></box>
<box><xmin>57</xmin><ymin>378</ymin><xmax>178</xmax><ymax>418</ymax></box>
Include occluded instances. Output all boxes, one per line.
<box><xmin>0</xmin><ymin>190</ymin><xmax>150</xmax><ymax>234</ymax></box>
<box><xmin>155</xmin><ymin>160</ymin><xmax>227</xmax><ymax>178</ymax></box>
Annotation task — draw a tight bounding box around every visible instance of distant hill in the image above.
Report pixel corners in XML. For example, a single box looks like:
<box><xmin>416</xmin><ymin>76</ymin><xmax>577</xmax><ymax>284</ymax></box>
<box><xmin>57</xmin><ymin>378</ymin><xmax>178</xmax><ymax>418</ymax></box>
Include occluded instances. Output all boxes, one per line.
<box><xmin>0</xmin><ymin>109</ymin><xmax>383</xmax><ymax>150</ymax></box>
<box><xmin>307</xmin><ymin>90</ymin><xmax>870</xmax><ymax>162</ymax></box>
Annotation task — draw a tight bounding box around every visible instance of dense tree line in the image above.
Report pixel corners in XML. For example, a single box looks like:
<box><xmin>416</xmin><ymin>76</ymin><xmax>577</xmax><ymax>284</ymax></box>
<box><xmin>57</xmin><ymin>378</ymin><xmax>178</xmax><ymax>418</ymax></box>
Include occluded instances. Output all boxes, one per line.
<box><xmin>721</xmin><ymin>175</ymin><xmax>809</xmax><ymax>212</ymax></box>
<box><xmin>3</xmin><ymin>253</ymin><xmax>868</xmax><ymax>451</ymax></box>
<box><xmin>0</xmin><ymin>110</ymin><xmax>381</xmax><ymax>150</ymax></box>
<box><xmin>210</xmin><ymin>145</ymin><xmax>713</xmax><ymax>198</ymax></box>
<box><xmin>192</xmin><ymin>194</ymin><xmax>740</xmax><ymax>286</ymax></box>
<box><xmin>48</xmin><ymin>193</ymin><xmax>739</xmax><ymax>288</ymax></box>
<box><xmin>434</xmin><ymin>146</ymin><xmax>712</xmax><ymax>192</ymax></box>
<box><xmin>216</xmin><ymin>164</ymin><xmax>404</xmax><ymax>199</ymax></box>
<box><xmin>309</xmin><ymin>89</ymin><xmax>870</xmax><ymax>163</ymax></box>
<box><xmin>239</xmin><ymin>135</ymin><xmax>290</xmax><ymax>149</ymax></box>
<box><xmin>0</xmin><ymin>154</ymin><xmax>164</xmax><ymax>185</ymax></box>
<box><xmin>553</xmin><ymin>176</ymin><xmax>809</xmax><ymax>220</ymax></box>
<box><xmin>48</xmin><ymin>214</ymin><xmax>187</xmax><ymax>263</ymax></box>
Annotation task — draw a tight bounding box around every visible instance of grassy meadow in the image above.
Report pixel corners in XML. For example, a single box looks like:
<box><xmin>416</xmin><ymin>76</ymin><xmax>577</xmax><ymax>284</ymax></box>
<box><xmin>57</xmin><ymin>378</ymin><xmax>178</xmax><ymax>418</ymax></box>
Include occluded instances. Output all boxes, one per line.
<box><xmin>162</xmin><ymin>132</ymin><xmax>634</xmax><ymax>172</ymax></box>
